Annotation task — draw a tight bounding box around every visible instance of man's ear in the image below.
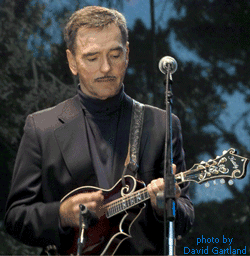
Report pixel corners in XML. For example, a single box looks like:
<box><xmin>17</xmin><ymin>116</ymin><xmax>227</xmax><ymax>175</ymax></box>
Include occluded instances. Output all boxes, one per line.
<box><xmin>125</xmin><ymin>41</ymin><xmax>129</xmax><ymax>67</ymax></box>
<box><xmin>66</xmin><ymin>49</ymin><xmax>78</xmax><ymax>76</ymax></box>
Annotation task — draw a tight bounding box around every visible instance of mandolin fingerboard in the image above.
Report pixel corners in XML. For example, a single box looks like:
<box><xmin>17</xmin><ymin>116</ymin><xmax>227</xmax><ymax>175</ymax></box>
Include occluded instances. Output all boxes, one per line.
<box><xmin>105</xmin><ymin>187</ymin><xmax>150</xmax><ymax>218</ymax></box>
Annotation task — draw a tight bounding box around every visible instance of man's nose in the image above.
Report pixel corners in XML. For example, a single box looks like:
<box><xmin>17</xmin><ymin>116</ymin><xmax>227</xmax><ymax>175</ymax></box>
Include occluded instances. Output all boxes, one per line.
<box><xmin>100</xmin><ymin>56</ymin><xmax>111</xmax><ymax>73</ymax></box>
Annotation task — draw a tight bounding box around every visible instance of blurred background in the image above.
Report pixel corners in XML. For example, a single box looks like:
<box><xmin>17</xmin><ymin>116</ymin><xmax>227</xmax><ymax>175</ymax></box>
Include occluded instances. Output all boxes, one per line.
<box><xmin>0</xmin><ymin>0</ymin><xmax>250</xmax><ymax>254</ymax></box>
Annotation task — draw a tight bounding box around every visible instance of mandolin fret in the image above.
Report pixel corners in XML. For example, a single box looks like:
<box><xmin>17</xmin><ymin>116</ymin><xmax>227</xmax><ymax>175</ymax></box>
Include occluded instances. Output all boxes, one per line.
<box><xmin>60</xmin><ymin>148</ymin><xmax>248</xmax><ymax>256</ymax></box>
<box><xmin>105</xmin><ymin>148</ymin><xmax>249</xmax><ymax>218</ymax></box>
<box><xmin>106</xmin><ymin>188</ymin><xmax>150</xmax><ymax>218</ymax></box>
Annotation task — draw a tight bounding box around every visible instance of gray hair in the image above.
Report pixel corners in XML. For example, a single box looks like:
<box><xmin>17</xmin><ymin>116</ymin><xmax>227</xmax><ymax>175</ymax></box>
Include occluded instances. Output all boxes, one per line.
<box><xmin>64</xmin><ymin>6</ymin><xmax>128</xmax><ymax>54</ymax></box>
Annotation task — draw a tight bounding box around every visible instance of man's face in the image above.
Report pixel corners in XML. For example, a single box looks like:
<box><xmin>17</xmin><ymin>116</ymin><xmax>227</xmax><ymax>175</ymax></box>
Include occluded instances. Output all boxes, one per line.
<box><xmin>67</xmin><ymin>23</ymin><xmax>129</xmax><ymax>100</ymax></box>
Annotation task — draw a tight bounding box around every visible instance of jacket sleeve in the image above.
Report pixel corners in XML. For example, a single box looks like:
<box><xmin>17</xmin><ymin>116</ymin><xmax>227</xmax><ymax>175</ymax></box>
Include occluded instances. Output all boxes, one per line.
<box><xmin>4</xmin><ymin>115</ymin><xmax>67</xmax><ymax>249</ymax></box>
<box><xmin>150</xmin><ymin>114</ymin><xmax>194</xmax><ymax>237</ymax></box>
<box><xmin>138</xmin><ymin>107</ymin><xmax>194</xmax><ymax>238</ymax></box>
<box><xmin>171</xmin><ymin>115</ymin><xmax>195</xmax><ymax>237</ymax></box>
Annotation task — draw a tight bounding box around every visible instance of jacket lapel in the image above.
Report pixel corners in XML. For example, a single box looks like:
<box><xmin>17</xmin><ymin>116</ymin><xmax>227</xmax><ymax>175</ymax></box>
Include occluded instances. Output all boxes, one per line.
<box><xmin>54</xmin><ymin>96</ymin><xmax>97</xmax><ymax>187</ymax></box>
<box><xmin>112</xmin><ymin>94</ymin><xmax>133</xmax><ymax>185</ymax></box>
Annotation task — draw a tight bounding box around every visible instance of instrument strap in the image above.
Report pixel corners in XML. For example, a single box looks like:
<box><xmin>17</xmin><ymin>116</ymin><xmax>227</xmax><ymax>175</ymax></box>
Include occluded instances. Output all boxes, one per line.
<box><xmin>43</xmin><ymin>99</ymin><xmax>145</xmax><ymax>255</ymax></box>
<box><xmin>122</xmin><ymin>99</ymin><xmax>145</xmax><ymax>184</ymax></box>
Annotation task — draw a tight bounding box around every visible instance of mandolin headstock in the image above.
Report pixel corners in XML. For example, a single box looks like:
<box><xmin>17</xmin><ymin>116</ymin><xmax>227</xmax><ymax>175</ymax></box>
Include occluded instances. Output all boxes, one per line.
<box><xmin>176</xmin><ymin>148</ymin><xmax>249</xmax><ymax>186</ymax></box>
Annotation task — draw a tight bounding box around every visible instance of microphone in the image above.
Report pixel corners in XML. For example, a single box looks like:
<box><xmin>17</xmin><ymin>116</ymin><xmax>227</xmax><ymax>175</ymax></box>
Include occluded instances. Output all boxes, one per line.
<box><xmin>158</xmin><ymin>56</ymin><xmax>178</xmax><ymax>75</ymax></box>
<box><xmin>77</xmin><ymin>204</ymin><xmax>99</xmax><ymax>255</ymax></box>
<box><xmin>79</xmin><ymin>204</ymin><xmax>99</xmax><ymax>228</ymax></box>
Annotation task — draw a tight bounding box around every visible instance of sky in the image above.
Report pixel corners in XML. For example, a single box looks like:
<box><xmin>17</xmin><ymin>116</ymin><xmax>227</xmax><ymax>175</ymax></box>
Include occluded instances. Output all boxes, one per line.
<box><xmin>118</xmin><ymin>0</ymin><xmax>250</xmax><ymax>204</ymax></box>
<box><xmin>28</xmin><ymin>0</ymin><xmax>250</xmax><ymax>204</ymax></box>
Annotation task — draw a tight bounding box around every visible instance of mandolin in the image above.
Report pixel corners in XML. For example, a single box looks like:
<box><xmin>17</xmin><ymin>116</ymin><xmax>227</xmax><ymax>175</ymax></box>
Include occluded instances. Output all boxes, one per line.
<box><xmin>58</xmin><ymin>148</ymin><xmax>248</xmax><ymax>255</ymax></box>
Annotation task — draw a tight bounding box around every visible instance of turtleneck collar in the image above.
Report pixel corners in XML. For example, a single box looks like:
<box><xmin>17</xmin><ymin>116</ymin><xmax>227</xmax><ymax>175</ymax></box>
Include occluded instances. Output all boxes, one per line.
<box><xmin>77</xmin><ymin>84</ymin><xmax>125</xmax><ymax>116</ymax></box>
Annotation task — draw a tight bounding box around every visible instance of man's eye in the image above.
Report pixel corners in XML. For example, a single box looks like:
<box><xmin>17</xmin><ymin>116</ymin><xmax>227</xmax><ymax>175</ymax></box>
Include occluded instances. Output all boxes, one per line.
<box><xmin>112</xmin><ymin>55</ymin><xmax>120</xmax><ymax>59</ymax></box>
<box><xmin>88</xmin><ymin>58</ymin><xmax>97</xmax><ymax>62</ymax></box>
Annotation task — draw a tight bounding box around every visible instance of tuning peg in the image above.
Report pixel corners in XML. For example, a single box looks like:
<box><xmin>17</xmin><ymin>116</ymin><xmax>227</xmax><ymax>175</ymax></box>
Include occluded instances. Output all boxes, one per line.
<box><xmin>208</xmin><ymin>159</ymin><xmax>213</xmax><ymax>164</ymax></box>
<box><xmin>205</xmin><ymin>182</ymin><xmax>210</xmax><ymax>188</ymax></box>
<box><xmin>228</xmin><ymin>179</ymin><xmax>234</xmax><ymax>186</ymax></box>
<box><xmin>206</xmin><ymin>171</ymin><xmax>212</xmax><ymax>177</ymax></box>
<box><xmin>208</xmin><ymin>159</ymin><xmax>217</xmax><ymax>166</ymax></box>
<box><xmin>213</xmin><ymin>169</ymin><xmax>219</xmax><ymax>174</ymax></box>
<box><xmin>197</xmin><ymin>165</ymin><xmax>206</xmax><ymax>170</ymax></box>
<box><xmin>218</xmin><ymin>157</ymin><xmax>227</xmax><ymax>165</ymax></box>
<box><xmin>220</xmin><ymin>179</ymin><xmax>225</xmax><ymax>184</ymax></box>
<box><xmin>219</xmin><ymin>167</ymin><xmax>227</xmax><ymax>173</ymax></box>
<box><xmin>213</xmin><ymin>180</ymin><xmax>217</xmax><ymax>185</ymax></box>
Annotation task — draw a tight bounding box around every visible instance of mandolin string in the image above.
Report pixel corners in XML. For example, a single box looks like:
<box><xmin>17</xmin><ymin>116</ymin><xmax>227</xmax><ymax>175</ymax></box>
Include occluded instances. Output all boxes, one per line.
<box><xmin>105</xmin><ymin>167</ymin><xmax>208</xmax><ymax>215</ymax></box>
<box><xmin>105</xmin><ymin>187</ymin><xmax>149</xmax><ymax>216</ymax></box>
<box><xmin>105</xmin><ymin>165</ymin><xmax>209</xmax><ymax>213</ymax></box>
<box><xmin>105</xmin><ymin>170</ymin><xmax>204</xmax><ymax>215</ymax></box>
<box><xmin>105</xmin><ymin>166</ymin><xmax>210</xmax><ymax>216</ymax></box>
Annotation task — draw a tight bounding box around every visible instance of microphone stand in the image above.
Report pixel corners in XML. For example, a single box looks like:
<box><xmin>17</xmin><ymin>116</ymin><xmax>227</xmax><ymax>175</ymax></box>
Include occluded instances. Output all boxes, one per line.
<box><xmin>157</xmin><ymin>63</ymin><xmax>176</xmax><ymax>256</ymax></box>
<box><xmin>77</xmin><ymin>204</ymin><xmax>88</xmax><ymax>256</ymax></box>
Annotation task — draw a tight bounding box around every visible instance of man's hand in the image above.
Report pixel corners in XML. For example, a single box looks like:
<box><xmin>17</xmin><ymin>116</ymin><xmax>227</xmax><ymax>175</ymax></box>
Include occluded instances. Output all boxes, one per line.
<box><xmin>59</xmin><ymin>190</ymin><xmax>105</xmax><ymax>228</ymax></box>
<box><xmin>147</xmin><ymin>164</ymin><xmax>181</xmax><ymax>215</ymax></box>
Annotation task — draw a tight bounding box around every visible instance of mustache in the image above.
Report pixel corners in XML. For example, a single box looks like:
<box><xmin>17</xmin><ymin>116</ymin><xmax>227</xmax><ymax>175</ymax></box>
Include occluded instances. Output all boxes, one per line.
<box><xmin>95</xmin><ymin>76</ymin><xmax>116</xmax><ymax>82</ymax></box>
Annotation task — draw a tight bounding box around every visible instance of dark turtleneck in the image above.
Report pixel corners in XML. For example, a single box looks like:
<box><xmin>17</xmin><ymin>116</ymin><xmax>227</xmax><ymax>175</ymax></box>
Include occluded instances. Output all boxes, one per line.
<box><xmin>77</xmin><ymin>85</ymin><xmax>125</xmax><ymax>189</ymax></box>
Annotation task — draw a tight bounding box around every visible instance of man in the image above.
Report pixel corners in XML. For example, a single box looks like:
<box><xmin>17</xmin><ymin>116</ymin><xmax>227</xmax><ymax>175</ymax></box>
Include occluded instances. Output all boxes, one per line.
<box><xmin>5</xmin><ymin>6</ymin><xmax>194</xmax><ymax>255</ymax></box>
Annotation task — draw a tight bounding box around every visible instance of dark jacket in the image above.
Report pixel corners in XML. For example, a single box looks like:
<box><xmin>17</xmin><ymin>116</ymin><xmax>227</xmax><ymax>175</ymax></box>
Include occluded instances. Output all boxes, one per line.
<box><xmin>5</xmin><ymin>92</ymin><xmax>194</xmax><ymax>255</ymax></box>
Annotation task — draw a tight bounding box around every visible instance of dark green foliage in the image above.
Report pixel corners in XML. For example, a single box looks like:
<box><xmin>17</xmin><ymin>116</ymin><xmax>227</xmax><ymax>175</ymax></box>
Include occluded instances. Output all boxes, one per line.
<box><xmin>0</xmin><ymin>0</ymin><xmax>76</xmax><ymax>226</ymax></box>
<box><xmin>177</xmin><ymin>180</ymin><xmax>250</xmax><ymax>254</ymax></box>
